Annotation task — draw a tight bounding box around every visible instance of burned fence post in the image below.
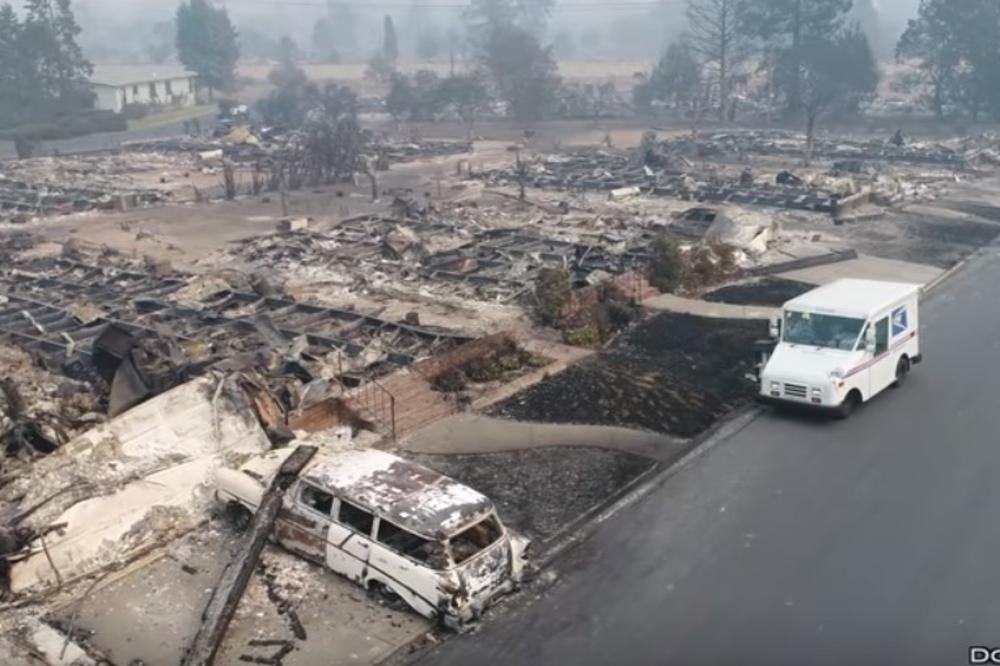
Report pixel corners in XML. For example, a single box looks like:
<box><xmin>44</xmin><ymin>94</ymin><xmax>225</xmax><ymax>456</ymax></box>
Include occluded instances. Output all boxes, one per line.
<box><xmin>181</xmin><ymin>445</ymin><xmax>318</xmax><ymax>666</ymax></box>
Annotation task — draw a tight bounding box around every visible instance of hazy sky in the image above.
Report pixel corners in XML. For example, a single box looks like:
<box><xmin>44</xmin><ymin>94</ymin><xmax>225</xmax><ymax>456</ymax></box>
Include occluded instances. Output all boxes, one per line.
<box><xmin>15</xmin><ymin>0</ymin><xmax>924</xmax><ymax>63</ymax></box>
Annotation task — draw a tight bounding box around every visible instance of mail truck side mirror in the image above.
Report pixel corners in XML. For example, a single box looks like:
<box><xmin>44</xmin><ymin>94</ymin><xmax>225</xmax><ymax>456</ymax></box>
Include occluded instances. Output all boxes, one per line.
<box><xmin>769</xmin><ymin>315</ymin><xmax>781</xmax><ymax>340</ymax></box>
<box><xmin>865</xmin><ymin>326</ymin><xmax>876</xmax><ymax>354</ymax></box>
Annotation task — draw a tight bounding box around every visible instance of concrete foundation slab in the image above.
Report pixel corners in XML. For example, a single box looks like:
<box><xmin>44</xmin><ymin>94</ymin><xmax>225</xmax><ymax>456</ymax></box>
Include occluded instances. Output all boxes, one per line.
<box><xmin>58</xmin><ymin>526</ymin><xmax>428</xmax><ymax>666</ymax></box>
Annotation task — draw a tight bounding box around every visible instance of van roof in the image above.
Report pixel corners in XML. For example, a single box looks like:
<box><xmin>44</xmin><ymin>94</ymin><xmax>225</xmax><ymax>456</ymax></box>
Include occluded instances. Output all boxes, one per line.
<box><xmin>300</xmin><ymin>449</ymin><xmax>493</xmax><ymax>540</ymax></box>
<box><xmin>785</xmin><ymin>279</ymin><xmax>920</xmax><ymax>319</ymax></box>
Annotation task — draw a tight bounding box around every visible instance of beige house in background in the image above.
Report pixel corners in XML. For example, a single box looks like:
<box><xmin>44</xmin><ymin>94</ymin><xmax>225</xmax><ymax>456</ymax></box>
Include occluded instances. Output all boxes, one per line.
<box><xmin>89</xmin><ymin>66</ymin><xmax>199</xmax><ymax>114</ymax></box>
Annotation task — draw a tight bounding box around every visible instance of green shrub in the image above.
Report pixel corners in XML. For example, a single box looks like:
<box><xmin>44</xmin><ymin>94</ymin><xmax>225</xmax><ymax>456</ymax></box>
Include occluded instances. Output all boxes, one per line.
<box><xmin>563</xmin><ymin>325</ymin><xmax>602</xmax><ymax>347</ymax></box>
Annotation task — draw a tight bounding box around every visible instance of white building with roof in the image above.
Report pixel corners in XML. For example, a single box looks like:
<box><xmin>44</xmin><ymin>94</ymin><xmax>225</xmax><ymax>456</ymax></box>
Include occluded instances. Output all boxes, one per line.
<box><xmin>89</xmin><ymin>66</ymin><xmax>199</xmax><ymax>114</ymax></box>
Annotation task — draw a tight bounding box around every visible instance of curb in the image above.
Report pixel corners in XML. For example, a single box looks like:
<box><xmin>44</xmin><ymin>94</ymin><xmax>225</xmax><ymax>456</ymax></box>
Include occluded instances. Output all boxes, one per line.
<box><xmin>921</xmin><ymin>251</ymin><xmax>977</xmax><ymax>297</ymax></box>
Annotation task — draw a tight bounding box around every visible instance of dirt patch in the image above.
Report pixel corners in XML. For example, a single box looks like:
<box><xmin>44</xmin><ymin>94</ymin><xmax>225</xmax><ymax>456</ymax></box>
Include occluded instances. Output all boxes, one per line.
<box><xmin>488</xmin><ymin>313</ymin><xmax>766</xmax><ymax>439</ymax></box>
<box><xmin>408</xmin><ymin>447</ymin><xmax>653</xmax><ymax>543</ymax></box>
<box><xmin>704</xmin><ymin>277</ymin><xmax>813</xmax><ymax>307</ymax></box>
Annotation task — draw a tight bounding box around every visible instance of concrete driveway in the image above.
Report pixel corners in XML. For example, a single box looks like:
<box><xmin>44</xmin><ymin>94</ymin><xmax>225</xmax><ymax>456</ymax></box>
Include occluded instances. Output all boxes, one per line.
<box><xmin>417</xmin><ymin>246</ymin><xmax>1000</xmax><ymax>665</ymax></box>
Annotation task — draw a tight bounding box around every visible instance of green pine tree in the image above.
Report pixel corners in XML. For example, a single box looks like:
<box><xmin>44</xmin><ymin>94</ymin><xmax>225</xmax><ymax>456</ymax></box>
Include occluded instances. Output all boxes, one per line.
<box><xmin>176</xmin><ymin>0</ymin><xmax>240</xmax><ymax>94</ymax></box>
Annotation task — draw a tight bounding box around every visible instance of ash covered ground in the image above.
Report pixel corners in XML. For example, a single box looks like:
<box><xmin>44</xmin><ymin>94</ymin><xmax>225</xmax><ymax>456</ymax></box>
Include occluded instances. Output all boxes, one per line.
<box><xmin>489</xmin><ymin>313</ymin><xmax>767</xmax><ymax>439</ymax></box>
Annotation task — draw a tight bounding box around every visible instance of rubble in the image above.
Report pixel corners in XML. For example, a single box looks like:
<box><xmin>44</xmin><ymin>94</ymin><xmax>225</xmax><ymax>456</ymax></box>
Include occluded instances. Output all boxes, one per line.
<box><xmin>2</xmin><ymin>374</ymin><xmax>273</xmax><ymax>595</ymax></box>
<box><xmin>0</xmin><ymin>346</ymin><xmax>103</xmax><ymax>459</ymax></box>
<box><xmin>0</xmin><ymin>150</ymin><xmax>205</xmax><ymax>220</ymax></box>
<box><xmin>661</xmin><ymin>129</ymin><xmax>975</xmax><ymax>167</ymax></box>
<box><xmin>480</xmin><ymin>146</ymin><xmax>844</xmax><ymax>214</ymax></box>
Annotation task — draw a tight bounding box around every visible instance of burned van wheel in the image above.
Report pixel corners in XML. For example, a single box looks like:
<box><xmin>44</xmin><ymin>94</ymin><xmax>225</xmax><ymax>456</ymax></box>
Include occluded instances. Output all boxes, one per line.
<box><xmin>226</xmin><ymin>501</ymin><xmax>253</xmax><ymax>532</ymax></box>
<box><xmin>893</xmin><ymin>357</ymin><xmax>910</xmax><ymax>388</ymax></box>
<box><xmin>369</xmin><ymin>581</ymin><xmax>409</xmax><ymax>612</ymax></box>
<box><xmin>837</xmin><ymin>392</ymin><xmax>861</xmax><ymax>419</ymax></box>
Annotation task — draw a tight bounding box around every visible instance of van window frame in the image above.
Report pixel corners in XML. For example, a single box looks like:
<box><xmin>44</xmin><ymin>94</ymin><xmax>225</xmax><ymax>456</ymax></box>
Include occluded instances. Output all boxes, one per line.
<box><xmin>334</xmin><ymin>497</ymin><xmax>376</xmax><ymax>538</ymax></box>
<box><xmin>448</xmin><ymin>512</ymin><xmax>505</xmax><ymax>566</ymax></box>
<box><xmin>297</xmin><ymin>481</ymin><xmax>334</xmax><ymax>519</ymax></box>
<box><xmin>374</xmin><ymin>517</ymin><xmax>451</xmax><ymax>571</ymax></box>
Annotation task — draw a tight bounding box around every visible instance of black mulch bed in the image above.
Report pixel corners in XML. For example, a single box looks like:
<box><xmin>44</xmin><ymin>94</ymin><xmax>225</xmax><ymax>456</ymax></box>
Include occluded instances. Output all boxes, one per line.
<box><xmin>704</xmin><ymin>277</ymin><xmax>814</xmax><ymax>307</ymax></box>
<box><xmin>488</xmin><ymin>312</ymin><xmax>767</xmax><ymax>439</ymax></box>
<box><xmin>408</xmin><ymin>447</ymin><xmax>654</xmax><ymax>542</ymax></box>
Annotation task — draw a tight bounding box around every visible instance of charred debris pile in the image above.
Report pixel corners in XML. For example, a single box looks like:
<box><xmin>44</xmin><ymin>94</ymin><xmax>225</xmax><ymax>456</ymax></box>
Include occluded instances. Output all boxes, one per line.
<box><xmin>481</xmin><ymin>130</ymin><xmax>990</xmax><ymax>217</ymax></box>
<box><xmin>0</xmin><ymin>243</ymin><xmax>469</xmax><ymax>461</ymax></box>
<box><xmin>660</xmin><ymin>129</ymin><xmax>1000</xmax><ymax>168</ymax></box>
<box><xmin>218</xmin><ymin>204</ymin><xmax>654</xmax><ymax>306</ymax></box>
<box><xmin>481</xmin><ymin>143</ymin><xmax>843</xmax><ymax>214</ymax></box>
<box><xmin>0</xmin><ymin>134</ymin><xmax>471</xmax><ymax>222</ymax></box>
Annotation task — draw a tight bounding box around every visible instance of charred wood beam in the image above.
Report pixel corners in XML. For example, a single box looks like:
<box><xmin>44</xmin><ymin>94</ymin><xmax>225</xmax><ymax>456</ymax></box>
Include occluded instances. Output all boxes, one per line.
<box><xmin>182</xmin><ymin>445</ymin><xmax>318</xmax><ymax>666</ymax></box>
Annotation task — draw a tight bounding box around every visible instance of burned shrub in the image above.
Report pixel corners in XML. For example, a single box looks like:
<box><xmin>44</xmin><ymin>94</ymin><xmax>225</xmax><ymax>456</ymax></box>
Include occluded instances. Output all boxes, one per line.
<box><xmin>465</xmin><ymin>343</ymin><xmax>539</xmax><ymax>382</ymax></box>
<box><xmin>432</xmin><ymin>342</ymin><xmax>548</xmax><ymax>394</ymax></box>
<box><xmin>650</xmin><ymin>234</ymin><xmax>685</xmax><ymax>293</ymax></box>
<box><xmin>711</xmin><ymin>242</ymin><xmax>737</xmax><ymax>274</ymax></box>
<box><xmin>534</xmin><ymin>267</ymin><xmax>572</xmax><ymax>326</ymax></box>
<box><xmin>559</xmin><ymin>280</ymin><xmax>637</xmax><ymax>348</ymax></box>
<box><xmin>684</xmin><ymin>243</ymin><xmax>737</xmax><ymax>289</ymax></box>
<box><xmin>686</xmin><ymin>245</ymin><xmax>720</xmax><ymax>287</ymax></box>
<box><xmin>434</xmin><ymin>369</ymin><xmax>467</xmax><ymax>393</ymax></box>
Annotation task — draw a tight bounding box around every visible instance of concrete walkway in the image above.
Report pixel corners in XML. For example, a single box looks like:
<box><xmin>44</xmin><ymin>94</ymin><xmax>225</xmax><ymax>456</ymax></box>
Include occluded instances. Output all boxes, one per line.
<box><xmin>399</xmin><ymin>413</ymin><xmax>688</xmax><ymax>463</ymax></box>
<box><xmin>643</xmin><ymin>292</ymin><xmax>777</xmax><ymax>320</ymax></box>
<box><xmin>777</xmin><ymin>253</ymin><xmax>944</xmax><ymax>286</ymax></box>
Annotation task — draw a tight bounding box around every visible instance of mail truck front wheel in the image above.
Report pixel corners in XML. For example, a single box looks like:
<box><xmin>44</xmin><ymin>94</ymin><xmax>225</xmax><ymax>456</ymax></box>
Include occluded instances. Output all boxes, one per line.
<box><xmin>893</xmin><ymin>356</ymin><xmax>910</xmax><ymax>388</ymax></box>
<box><xmin>837</xmin><ymin>391</ymin><xmax>862</xmax><ymax>419</ymax></box>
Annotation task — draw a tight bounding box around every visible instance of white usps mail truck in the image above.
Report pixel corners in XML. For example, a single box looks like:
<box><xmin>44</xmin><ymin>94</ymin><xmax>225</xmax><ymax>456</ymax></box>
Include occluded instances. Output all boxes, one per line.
<box><xmin>760</xmin><ymin>278</ymin><xmax>921</xmax><ymax>417</ymax></box>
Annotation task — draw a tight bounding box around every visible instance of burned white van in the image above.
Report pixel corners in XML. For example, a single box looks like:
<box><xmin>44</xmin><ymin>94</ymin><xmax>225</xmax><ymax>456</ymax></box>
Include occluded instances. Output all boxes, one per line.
<box><xmin>214</xmin><ymin>448</ymin><xmax>528</xmax><ymax>628</ymax></box>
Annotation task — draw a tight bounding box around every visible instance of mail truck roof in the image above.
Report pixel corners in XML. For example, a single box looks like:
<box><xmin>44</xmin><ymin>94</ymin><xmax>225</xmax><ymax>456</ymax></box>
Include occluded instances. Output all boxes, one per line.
<box><xmin>784</xmin><ymin>279</ymin><xmax>920</xmax><ymax>319</ymax></box>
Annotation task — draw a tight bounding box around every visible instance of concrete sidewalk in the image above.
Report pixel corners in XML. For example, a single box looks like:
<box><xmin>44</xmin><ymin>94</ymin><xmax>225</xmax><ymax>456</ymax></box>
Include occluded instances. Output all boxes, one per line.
<box><xmin>399</xmin><ymin>413</ymin><xmax>688</xmax><ymax>463</ymax></box>
<box><xmin>777</xmin><ymin>253</ymin><xmax>944</xmax><ymax>286</ymax></box>
<box><xmin>643</xmin><ymin>292</ymin><xmax>777</xmax><ymax>320</ymax></box>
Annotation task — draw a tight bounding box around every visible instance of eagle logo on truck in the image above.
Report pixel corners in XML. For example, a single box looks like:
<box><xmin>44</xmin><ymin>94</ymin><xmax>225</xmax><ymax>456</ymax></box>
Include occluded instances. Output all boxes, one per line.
<box><xmin>892</xmin><ymin>306</ymin><xmax>908</xmax><ymax>336</ymax></box>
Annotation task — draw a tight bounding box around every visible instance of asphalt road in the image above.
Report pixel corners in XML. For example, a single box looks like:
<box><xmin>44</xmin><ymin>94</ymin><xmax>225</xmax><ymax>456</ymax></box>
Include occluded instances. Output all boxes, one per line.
<box><xmin>420</xmin><ymin>249</ymin><xmax>1000</xmax><ymax>666</ymax></box>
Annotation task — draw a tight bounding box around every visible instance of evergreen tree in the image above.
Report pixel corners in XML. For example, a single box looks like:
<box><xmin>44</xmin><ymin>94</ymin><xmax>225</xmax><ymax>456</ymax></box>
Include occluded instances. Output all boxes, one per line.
<box><xmin>176</xmin><ymin>0</ymin><xmax>239</xmax><ymax>94</ymax></box>
<box><xmin>463</xmin><ymin>0</ymin><xmax>560</xmax><ymax>121</ymax></box>
<box><xmin>0</xmin><ymin>0</ymin><xmax>93</xmax><ymax>131</ymax></box>
<box><xmin>740</xmin><ymin>0</ymin><xmax>853</xmax><ymax>114</ymax></box>
<box><xmin>897</xmin><ymin>0</ymin><xmax>1000</xmax><ymax>121</ymax></box>
<box><xmin>383</xmin><ymin>15</ymin><xmax>399</xmax><ymax>63</ymax></box>
<box><xmin>0</xmin><ymin>4</ymin><xmax>24</xmax><ymax>128</ymax></box>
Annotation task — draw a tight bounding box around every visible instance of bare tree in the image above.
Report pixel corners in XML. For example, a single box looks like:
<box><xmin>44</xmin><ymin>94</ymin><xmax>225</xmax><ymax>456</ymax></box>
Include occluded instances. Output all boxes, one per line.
<box><xmin>686</xmin><ymin>0</ymin><xmax>749</xmax><ymax>121</ymax></box>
